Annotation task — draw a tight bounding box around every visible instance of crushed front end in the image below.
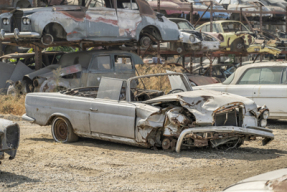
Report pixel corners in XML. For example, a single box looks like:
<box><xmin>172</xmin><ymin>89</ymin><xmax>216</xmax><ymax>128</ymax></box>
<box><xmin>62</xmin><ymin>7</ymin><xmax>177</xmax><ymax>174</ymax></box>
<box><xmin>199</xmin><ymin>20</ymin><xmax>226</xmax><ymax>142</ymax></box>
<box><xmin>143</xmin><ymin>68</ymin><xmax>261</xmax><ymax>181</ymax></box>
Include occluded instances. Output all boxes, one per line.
<box><xmin>141</xmin><ymin>91</ymin><xmax>274</xmax><ymax>152</ymax></box>
<box><xmin>174</xmin><ymin>101</ymin><xmax>273</xmax><ymax>152</ymax></box>
<box><xmin>0</xmin><ymin>119</ymin><xmax>20</xmax><ymax>161</ymax></box>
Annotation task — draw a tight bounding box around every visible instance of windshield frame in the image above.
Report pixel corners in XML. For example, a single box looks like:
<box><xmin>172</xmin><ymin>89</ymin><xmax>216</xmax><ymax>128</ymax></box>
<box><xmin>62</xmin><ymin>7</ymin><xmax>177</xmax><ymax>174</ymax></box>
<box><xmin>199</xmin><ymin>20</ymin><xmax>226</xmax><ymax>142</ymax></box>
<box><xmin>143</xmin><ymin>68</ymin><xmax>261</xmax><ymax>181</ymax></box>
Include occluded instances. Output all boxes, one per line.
<box><xmin>126</xmin><ymin>73</ymin><xmax>192</xmax><ymax>102</ymax></box>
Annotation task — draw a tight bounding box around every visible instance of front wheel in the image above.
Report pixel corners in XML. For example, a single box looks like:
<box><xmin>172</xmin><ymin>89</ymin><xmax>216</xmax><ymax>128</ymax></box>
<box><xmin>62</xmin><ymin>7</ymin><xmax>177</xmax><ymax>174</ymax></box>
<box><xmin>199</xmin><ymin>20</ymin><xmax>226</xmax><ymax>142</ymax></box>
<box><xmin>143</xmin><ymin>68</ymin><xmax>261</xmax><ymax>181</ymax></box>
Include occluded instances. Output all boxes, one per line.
<box><xmin>51</xmin><ymin>117</ymin><xmax>78</xmax><ymax>143</ymax></box>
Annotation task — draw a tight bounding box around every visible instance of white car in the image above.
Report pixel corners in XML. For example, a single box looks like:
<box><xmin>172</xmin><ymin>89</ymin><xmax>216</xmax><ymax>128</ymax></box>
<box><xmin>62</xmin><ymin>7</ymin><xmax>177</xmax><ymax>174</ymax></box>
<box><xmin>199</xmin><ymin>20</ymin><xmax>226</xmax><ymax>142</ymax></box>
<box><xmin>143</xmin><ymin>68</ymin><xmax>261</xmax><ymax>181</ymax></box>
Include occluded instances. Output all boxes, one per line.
<box><xmin>194</xmin><ymin>62</ymin><xmax>287</xmax><ymax>119</ymax></box>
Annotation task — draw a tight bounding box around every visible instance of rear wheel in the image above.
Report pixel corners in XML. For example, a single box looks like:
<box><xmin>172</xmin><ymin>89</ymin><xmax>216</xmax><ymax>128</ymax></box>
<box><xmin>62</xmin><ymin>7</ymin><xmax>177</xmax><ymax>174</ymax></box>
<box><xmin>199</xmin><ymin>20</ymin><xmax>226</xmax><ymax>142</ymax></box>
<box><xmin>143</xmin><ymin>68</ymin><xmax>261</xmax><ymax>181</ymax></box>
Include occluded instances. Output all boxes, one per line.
<box><xmin>231</xmin><ymin>38</ymin><xmax>245</xmax><ymax>52</ymax></box>
<box><xmin>51</xmin><ymin>117</ymin><xmax>78</xmax><ymax>143</ymax></box>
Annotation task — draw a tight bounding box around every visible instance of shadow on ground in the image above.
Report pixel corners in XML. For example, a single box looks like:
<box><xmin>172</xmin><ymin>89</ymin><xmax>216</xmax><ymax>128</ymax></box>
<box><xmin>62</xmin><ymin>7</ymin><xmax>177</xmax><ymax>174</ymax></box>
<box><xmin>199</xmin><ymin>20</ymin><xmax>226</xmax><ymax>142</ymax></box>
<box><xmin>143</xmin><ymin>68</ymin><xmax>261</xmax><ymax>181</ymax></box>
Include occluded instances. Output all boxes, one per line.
<box><xmin>27</xmin><ymin>135</ymin><xmax>287</xmax><ymax>161</ymax></box>
<box><xmin>0</xmin><ymin>171</ymin><xmax>40</xmax><ymax>188</ymax></box>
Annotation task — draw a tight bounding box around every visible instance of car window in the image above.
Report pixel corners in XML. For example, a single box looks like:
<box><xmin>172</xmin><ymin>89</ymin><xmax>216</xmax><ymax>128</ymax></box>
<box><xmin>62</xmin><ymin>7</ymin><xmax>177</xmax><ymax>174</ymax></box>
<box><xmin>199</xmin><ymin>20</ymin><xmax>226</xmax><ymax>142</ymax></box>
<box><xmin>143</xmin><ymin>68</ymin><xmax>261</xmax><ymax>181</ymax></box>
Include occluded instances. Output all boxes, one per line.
<box><xmin>223</xmin><ymin>72</ymin><xmax>235</xmax><ymax>84</ymax></box>
<box><xmin>222</xmin><ymin>22</ymin><xmax>249</xmax><ymax>32</ymax></box>
<box><xmin>97</xmin><ymin>77</ymin><xmax>125</xmax><ymax>100</ymax></box>
<box><xmin>118</xmin><ymin>0</ymin><xmax>139</xmax><ymax>9</ymax></box>
<box><xmin>230</xmin><ymin>0</ymin><xmax>238</xmax><ymax>4</ymax></box>
<box><xmin>238</xmin><ymin>68</ymin><xmax>261</xmax><ymax>84</ymax></box>
<box><xmin>115</xmin><ymin>55</ymin><xmax>133</xmax><ymax>71</ymax></box>
<box><xmin>282</xmin><ymin>68</ymin><xmax>287</xmax><ymax>84</ymax></box>
<box><xmin>259</xmin><ymin>67</ymin><xmax>282</xmax><ymax>84</ymax></box>
<box><xmin>89</xmin><ymin>55</ymin><xmax>112</xmax><ymax>71</ymax></box>
<box><xmin>177</xmin><ymin>21</ymin><xmax>195</xmax><ymax>30</ymax></box>
<box><xmin>205</xmin><ymin>24</ymin><xmax>210</xmax><ymax>32</ymax></box>
<box><xmin>89</xmin><ymin>0</ymin><xmax>113</xmax><ymax>8</ymax></box>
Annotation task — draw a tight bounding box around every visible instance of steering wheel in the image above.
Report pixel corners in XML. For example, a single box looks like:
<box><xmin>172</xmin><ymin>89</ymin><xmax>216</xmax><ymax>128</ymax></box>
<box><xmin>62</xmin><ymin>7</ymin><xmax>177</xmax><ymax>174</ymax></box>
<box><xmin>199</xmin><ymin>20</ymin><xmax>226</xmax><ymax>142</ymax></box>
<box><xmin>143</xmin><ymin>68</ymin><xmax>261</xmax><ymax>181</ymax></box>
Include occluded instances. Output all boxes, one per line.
<box><xmin>167</xmin><ymin>88</ymin><xmax>185</xmax><ymax>94</ymax></box>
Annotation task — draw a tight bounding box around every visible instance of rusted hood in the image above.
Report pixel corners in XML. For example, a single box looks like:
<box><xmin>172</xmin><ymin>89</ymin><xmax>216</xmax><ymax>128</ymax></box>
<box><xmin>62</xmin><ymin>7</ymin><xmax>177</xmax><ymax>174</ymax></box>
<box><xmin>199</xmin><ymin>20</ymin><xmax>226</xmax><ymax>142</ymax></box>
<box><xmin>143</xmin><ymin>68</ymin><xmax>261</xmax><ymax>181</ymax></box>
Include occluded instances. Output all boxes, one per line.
<box><xmin>144</xmin><ymin>90</ymin><xmax>257</xmax><ymax>124</ymax></box>
<box><xmin>24</xmin><ymin>64</ymin><xmax>60</xmax><ymax>80</ymax></box>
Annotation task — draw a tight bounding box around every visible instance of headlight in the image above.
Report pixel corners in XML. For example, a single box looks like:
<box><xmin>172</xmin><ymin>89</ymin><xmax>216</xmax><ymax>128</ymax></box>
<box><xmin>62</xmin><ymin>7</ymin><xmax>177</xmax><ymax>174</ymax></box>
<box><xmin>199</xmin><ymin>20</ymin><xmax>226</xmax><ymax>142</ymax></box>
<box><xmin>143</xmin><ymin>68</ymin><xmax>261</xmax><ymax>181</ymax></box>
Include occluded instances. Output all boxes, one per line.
<box><xmin>6</xmin><ymin>20</ymin><xmax>9</xmax><ymax>25</ymax></box>
<box><xmin>26</xmin><ymin>18</ymin><xmax>30</xmax><ymax>25</ymax></box>
<box><xmin>189</xmin><ymin>35</ymin><xmax>195</xmax><ymax>42</ymax></box>
<box><xmin>260</xmin><ymin>119</ymin><xmax>267</xmax><ymax>127</ymax></box>
<box><xmin>262</xmin><ymin>111</ymin><xmax>269</xmax><ymax>119</ymax></box>
<box><xmin>23</xmin><ymin>18</ymin><xmax>27</xmax><ymax>25</ymax></box>
<box><xmin>2</xmin><ymin>19</ymin><xmax>7</xmax><ymax>25</ymax></box>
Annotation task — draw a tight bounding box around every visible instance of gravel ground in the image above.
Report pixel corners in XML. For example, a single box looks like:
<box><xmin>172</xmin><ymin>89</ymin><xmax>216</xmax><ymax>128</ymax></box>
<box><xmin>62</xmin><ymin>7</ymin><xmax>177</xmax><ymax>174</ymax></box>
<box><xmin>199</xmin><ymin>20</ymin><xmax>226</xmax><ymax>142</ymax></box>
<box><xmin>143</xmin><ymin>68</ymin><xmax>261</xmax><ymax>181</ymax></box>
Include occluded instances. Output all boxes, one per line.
<box><xmin>1</xmin><ymin>115</ymin><xmax>287</xmax><ymax>192</ymax></box>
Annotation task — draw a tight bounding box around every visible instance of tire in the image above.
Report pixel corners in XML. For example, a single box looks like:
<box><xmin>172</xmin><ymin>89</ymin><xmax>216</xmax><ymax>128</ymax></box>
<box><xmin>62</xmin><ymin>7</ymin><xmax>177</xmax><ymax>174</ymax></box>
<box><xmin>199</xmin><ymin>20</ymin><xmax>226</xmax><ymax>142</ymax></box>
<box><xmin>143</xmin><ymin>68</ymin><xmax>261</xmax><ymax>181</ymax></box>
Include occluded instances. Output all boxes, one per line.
<box><xmin>230</xmin><ymin>38</ymin><xmax>245</xmax><ymax>52</ymax></box>
<box><xmin>139</xmin><ymin>36</ymin><xmax>152</xmax><ymax>48</ymax></box>
<box><xmin>51</xmin><ymin>117</ymin><xmax>78</xmax><ymax>143</ymax></box>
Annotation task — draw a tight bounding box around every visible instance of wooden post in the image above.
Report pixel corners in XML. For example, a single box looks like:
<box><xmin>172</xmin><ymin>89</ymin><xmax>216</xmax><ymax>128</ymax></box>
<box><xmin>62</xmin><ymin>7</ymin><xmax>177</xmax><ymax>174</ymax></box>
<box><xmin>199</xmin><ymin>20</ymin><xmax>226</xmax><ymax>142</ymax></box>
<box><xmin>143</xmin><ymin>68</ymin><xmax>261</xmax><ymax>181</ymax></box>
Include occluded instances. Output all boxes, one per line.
<box><xmin>210</xmin><ymin>1</ymin><xmax>213</xmax><ymax>32</ymax></box>
<box><xmin>209</xmin><ymin>55</ymin><xmax>212</xmax><ymax>77</ymax></box>
<box><xmin>35</xmin><ymin>46</ymin><xmax>42</xmax><ymax>70</ymax></box>
<box><xmin>182</xmin><ymin>56</ymin><xmax>185</xmax><ymax>68</ymax></box>
<box><xmin>190</xmin><ymin>3</ymin><xmax>193</xmax><ymax>25</ymax></box>
<box><xmin>157</xmin><ymin>41</ymin><xmax>160</xmax><ymax>64</ymax></box>
<box><xmin>260</xmin><ymin>5</ymin><xmax>262</xmax><ymax>32</ymax></box>
<box><xmin>240</xmin><ymin>55</ymin><xmax>242</xmax><ymax>66</ymax></box>
<box><xmin>189</xmin><ymin>55</ymin><xmax>192</xmax><ymax>74</ymax></box>
<box><xmin>157</xmin><ymin>0</ymin><xmax>160</xmax><ymax>64</ymax></box>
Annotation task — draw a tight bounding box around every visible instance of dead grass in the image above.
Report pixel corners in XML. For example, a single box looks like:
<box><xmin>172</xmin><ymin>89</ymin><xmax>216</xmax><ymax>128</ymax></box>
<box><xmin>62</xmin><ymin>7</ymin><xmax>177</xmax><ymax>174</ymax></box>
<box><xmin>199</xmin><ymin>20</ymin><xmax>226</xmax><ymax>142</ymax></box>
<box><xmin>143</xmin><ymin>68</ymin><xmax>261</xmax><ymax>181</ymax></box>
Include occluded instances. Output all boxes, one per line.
<box><xmin>0</xmin><ymin>95</ymin><xmax>26</xmax><ymax>116</ymax></box>
<box><xmin>135</xmin><ymin>63</ymin><xmax>186</xmax><ymax>93</ymax></box>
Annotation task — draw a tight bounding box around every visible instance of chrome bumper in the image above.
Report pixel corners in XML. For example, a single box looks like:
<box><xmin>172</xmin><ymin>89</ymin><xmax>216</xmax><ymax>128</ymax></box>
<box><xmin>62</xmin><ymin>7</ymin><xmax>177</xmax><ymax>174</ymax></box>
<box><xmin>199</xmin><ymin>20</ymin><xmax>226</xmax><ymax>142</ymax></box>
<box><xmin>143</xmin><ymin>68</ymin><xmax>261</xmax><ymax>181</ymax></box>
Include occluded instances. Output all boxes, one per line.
<box><xmin>175</xmin><ymin>126</ymin><xmax>274</xmax><ymax>153</ymax></box>
<box><xmin>22</xmin><ymin>114</ymin><xmax>35</xmax><ymax>123</ymax></box>
<box><xmin>1</xmin><ymin>28</ymin><xmax>41</xmax><ymax>40</ymax></box>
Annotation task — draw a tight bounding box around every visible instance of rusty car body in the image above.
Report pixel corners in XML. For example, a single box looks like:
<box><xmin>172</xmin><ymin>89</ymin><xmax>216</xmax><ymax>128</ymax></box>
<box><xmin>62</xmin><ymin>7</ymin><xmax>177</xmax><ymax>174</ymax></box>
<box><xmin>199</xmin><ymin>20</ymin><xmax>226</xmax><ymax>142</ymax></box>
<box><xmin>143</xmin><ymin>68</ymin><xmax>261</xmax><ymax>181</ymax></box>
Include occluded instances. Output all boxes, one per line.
<box><xmin>169</xmin><ymin>18</ymin><xmax>220</xmax><ymax>53</ymax></box>
<box><xmin>147</xmin><ymin>0</ymin><xmax>199</xmax><ymax>18</ymax></box>
<box><xmin>0</xmin><ymin>119</ymin><xmax>20</xmax><ymax>161</ymax></box>
<box><xmin>223</xmin><ymin>168</ymin><xmax>287</xmax><ymax>191</ymax></box>
<box><xmin>7</xmin><ymin>50</ymin><xmax>143</xmax><ymax>94</ymax></box>
<box><xmin>219</xmin><ymin>0</ymin><xmax>272</xmax><ymax>20</ymax></box>
<box><xmin>0</xmin><ymin>0</ymin><xmax>180</xmax><ymax>47</ymax></box>
<box><xmin>194</xmin><ymin>62</ymin><xmax>287</xmax><ymax>119</ymax></box>
<box><xmin>196</xmin><ymin>20</ymin><xmax>281</xmax><ymax>56</ymax></box>
<box><xmin>22</xmin><ymin>72</ymin><xmax>273</xmax><ymax>152</ymax></box>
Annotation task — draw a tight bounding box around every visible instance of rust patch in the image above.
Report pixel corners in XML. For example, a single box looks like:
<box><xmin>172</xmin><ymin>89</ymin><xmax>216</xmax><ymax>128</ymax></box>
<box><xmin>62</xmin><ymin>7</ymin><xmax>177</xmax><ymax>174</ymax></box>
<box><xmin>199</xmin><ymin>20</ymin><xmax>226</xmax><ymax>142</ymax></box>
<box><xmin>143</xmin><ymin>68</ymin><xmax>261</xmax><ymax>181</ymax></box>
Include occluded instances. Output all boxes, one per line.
<box><xmin>60</xmin><ymin>11</ymin><xmax>85</xmax><ymax>22</ymax></box>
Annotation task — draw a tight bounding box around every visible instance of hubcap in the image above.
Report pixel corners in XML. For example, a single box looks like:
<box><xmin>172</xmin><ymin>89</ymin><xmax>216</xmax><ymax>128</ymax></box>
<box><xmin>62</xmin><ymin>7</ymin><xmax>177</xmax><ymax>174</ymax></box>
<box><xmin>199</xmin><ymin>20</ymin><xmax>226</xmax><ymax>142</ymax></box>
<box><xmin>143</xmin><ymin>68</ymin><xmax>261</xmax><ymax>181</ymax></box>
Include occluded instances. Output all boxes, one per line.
<box><xmin>54</xmin><ymin>120</ymin><xmax>68</xmax><ymax>141</ymax></box>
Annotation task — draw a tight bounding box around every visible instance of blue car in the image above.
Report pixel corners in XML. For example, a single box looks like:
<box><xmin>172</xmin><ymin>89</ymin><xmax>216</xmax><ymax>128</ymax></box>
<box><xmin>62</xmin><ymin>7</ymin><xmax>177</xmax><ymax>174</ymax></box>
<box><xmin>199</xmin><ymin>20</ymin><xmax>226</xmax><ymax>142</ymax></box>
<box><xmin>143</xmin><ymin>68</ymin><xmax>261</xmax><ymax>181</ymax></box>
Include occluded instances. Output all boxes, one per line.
<box><xmin>187</xmin><ymin>0</ymin><xmax>230</xmax><ymax>20</ymax></box>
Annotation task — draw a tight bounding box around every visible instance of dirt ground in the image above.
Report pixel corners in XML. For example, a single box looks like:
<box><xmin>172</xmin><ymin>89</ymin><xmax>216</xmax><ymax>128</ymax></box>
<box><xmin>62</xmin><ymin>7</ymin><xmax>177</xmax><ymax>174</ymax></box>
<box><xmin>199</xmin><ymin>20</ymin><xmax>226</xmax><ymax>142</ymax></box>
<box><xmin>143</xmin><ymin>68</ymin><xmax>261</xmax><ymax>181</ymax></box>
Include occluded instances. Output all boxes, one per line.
<box><xmin>1</xmin><ymin>115</ymin><xmax>287</xmax><ymax>192</ymax></box>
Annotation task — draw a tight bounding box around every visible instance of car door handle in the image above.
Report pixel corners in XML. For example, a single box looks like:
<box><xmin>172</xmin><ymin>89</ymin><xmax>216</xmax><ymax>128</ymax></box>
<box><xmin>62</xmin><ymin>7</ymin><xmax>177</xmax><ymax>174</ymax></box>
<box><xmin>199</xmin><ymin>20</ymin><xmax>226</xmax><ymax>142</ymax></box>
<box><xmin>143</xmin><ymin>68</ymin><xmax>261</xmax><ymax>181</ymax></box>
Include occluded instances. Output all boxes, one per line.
<box><xmin>90</xmin><ymin>108</ymin><xmax>98</xmax><ymax>112</ymax></box>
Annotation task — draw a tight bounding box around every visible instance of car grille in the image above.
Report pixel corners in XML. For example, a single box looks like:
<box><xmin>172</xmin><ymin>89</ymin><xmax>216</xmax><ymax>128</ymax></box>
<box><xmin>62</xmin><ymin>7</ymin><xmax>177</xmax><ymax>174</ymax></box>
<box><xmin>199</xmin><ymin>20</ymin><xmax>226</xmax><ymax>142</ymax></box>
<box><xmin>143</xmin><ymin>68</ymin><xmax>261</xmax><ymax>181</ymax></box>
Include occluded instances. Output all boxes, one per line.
<box><xmin>6</xmin><ymin>125</ymin><xmax>19</xmax><ymax>149</ymax></box>
<box><xmin>214</xmin><ymin>104</ymin><xmax>244</xmax><ymax>127</ymax></box>
<box><xmin>12</xmin><ymin>11</ymin><xmax>23</xmax><ymax>31</ymax></box>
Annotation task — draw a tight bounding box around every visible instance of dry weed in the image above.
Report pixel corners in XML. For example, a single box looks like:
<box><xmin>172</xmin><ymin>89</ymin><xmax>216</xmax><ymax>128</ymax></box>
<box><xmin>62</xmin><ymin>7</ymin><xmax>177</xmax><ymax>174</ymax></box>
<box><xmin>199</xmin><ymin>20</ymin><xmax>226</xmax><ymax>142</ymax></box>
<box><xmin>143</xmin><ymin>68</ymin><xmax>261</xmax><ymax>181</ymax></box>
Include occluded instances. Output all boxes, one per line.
<box><xmin>0</xmin><ymin>95</ymin><xmax>26</xmax><ymax>116</ymax></box>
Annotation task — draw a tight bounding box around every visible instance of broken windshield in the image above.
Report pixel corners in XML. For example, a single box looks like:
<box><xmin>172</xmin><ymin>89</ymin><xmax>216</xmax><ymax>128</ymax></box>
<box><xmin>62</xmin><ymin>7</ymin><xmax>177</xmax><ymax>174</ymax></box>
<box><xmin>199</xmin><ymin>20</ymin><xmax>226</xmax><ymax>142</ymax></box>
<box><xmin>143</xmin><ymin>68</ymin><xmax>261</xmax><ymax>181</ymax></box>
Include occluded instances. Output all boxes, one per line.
<box><xmin>129</xmin><ymin>73</ymin><xmax>191</xmax><ymax>102</ymax></box>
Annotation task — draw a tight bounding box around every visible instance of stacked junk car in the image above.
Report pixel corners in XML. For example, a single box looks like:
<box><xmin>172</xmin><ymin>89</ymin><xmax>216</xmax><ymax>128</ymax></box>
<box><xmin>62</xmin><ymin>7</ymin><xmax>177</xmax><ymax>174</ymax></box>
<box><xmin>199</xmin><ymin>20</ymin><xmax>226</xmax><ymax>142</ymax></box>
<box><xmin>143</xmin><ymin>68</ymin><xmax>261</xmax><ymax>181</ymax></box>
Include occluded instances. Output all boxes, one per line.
<box><xmin>1</xmin><ymin>0</ymin><xmax>287</xmax><ymax>190</ymax></box>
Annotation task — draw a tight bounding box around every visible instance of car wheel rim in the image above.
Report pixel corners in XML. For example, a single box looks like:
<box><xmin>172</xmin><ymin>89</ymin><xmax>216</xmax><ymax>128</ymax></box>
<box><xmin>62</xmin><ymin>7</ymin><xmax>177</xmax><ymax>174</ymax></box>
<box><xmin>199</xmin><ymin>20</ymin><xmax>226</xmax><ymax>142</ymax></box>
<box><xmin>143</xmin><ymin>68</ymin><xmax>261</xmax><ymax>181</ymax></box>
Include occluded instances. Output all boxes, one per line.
<box><xmin>237</xmin><ymin>43</ymin><xmax>243</xmax><ymax>50</ymax></box>
<box><xmin>54</xmin><ymin>119</ymin><xmax>68</xmax><ymax>141</ymax></box>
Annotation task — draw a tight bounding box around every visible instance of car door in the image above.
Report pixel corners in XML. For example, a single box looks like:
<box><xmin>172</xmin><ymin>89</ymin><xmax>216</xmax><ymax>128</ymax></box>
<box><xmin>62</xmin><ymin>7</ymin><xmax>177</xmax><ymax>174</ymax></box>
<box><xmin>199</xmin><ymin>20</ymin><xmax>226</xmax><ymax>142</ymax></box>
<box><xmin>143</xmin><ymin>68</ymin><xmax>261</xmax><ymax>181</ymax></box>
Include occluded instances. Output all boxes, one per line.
<box><xmin>86</xmin><ymin>0</ymin><xmax>119</xmax><ymax>39</ymax></box>
<box><xmin>114</xmin><ymin>53</ymin><xmax>135</xmax><ymax>79</ymax></box>
<box><xmin>90</xmin><ymin>77</ymin><xmax>136</xmax><ymax>138</ymax></box>
<box><xmin>116</xmin><ymin>0</ymin><xmax>142</xmax><ymax>40</ymax></box>
<box><xmin>225</xmin><ymin>67</ymin><xmax>261</xmax><ymax>98</ymax></box>
<box><xmin>86</xmin><ymin>54</ymin><xmax>115</xmax><ymax>87</ymax></box>
<box><xmin>252</xmin><ymin>67</ymin><xmax>287</xmax><ymax>117</ymax></box>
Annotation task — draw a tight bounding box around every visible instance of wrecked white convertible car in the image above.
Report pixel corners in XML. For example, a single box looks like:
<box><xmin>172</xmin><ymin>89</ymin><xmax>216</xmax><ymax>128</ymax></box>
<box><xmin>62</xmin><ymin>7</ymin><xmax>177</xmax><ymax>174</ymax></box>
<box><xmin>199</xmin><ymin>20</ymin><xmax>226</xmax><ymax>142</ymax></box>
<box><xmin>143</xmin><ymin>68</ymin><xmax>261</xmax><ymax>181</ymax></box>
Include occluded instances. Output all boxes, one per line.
<box><xmin>22</xmin><ymin>73</ymin><xmax>274</xmax><ymax>152</ymax></box>
<box><xmin>0</xmin><ymin>119</ymin><xmax>20</xmax><ymax>161</ymax></box>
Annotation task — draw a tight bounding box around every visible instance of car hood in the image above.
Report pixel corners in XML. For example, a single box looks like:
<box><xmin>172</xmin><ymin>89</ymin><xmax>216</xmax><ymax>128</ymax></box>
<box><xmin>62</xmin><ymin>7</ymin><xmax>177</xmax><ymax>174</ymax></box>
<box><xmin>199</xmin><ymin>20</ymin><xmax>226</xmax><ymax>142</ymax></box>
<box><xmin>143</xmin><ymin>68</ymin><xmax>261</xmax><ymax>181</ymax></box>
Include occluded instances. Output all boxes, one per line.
<box><xmin>180</xmin><ymin>30</ymin><xmax>202</xmax><ymax>40</ymax></box>
<box><xmin>24</xmin><ymin>64</ymin><xmax>60</xmax><ymax>80</ymax></box>
<box><xmin>224</xmin><ymin>168</ymin><xmax>287</xmax><ymax>191</ymax></box>
<box><xmin>143</xmin><ymin>90</ymin><xmax>257</xmax><ymax>124</ymax></box>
